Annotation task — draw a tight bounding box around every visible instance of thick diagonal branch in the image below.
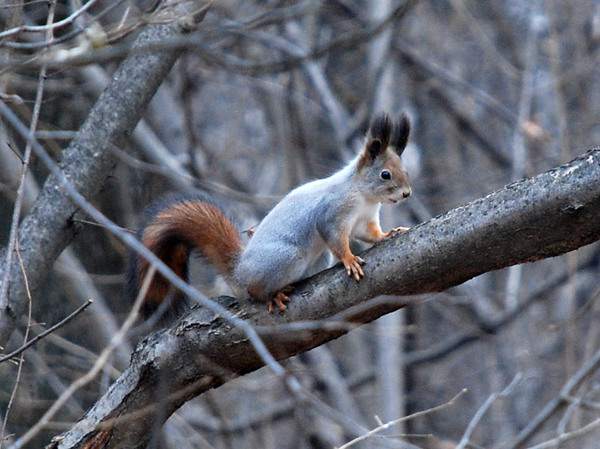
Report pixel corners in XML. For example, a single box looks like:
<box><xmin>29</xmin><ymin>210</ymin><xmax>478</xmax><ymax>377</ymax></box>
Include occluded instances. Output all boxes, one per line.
<box><xmin>51</xmin><ymin>150</ymin><xmax>600</xmax><ymax>448</ymax></box>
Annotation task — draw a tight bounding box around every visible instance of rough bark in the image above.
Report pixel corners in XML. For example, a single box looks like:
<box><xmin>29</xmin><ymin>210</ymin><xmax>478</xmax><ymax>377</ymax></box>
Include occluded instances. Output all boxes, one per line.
<box><xmin>50</xmin><ymin>149</ymin><xmax>600</xmax><ymax>448</ymax></box>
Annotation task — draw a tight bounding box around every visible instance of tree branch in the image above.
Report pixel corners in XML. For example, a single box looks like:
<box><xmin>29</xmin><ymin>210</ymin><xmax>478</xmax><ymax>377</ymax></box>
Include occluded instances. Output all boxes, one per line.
<box><xmin>0</xmin><ymin>3</ymin><xmax>199</xmax><ymax>345</ymax></box>
<box><xmin>49</xmin><ymin>149</ymin><xmax>600</xmax><ymax>448</ymax></box>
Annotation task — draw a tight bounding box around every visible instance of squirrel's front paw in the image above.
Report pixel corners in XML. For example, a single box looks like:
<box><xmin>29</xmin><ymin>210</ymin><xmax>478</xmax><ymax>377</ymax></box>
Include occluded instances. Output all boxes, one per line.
<box><xmin>385</xmin><ymin>226</ymin><xmax>410</xmax><ymax>238</ymax></box>
<box><xmin>343</xmin><ymin>255</ymin><xmax>365</xmax><ymax>281</ymax></box>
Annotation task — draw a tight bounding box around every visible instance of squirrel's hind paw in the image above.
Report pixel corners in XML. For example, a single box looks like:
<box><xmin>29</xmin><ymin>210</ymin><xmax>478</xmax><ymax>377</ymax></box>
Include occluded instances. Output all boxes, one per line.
<box><xmin>268</xmin><ymin>289</ymin><xmax>292</xmax><ymax>312</ymax></box>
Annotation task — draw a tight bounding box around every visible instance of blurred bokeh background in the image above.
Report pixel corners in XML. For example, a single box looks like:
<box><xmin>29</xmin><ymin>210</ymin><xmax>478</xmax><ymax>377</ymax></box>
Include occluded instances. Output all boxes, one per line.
<box><xmin>1</xmin><ymin>1</ymin><xmax>600</xmax><ymax>447</ymax></box>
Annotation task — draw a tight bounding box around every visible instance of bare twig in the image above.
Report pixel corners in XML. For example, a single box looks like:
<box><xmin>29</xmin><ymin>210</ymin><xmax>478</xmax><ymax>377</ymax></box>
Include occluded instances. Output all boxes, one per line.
<box><xmin>403</xmin><ymin>255</ymin><xmax>599</xmax><ymax>368</ymax></box>
<box><xmin>0</xmin><ymin>299</ymin><xmax>93</xmax><ymax>364</ymax></box>
<box><xmin>457</xmin><ymin>373</ymin><xmax>522</xmax><ymax>449</ymax></box>
<box><xmin>336</xmin><ymin>389</ymin><xmax>467</xmax><ymax>449</ymax></box>
<box><xmin>526</xmin><ymin>416</ymin><xmax>600</xmax><ymax>449</ymax></box>
<box><xmin>0</xmin><ymin>241</ymin><xmax>32</xmax><ymax>449</ymax></box>
<box><xmin>508</xmin><ymin>346</ymin><xmax>600</xmax><ymax>448</ymax></box>
<box><xmin>0</xmin><ymin>0</ymin><xmax>101</xmax><ymax>41</ymax></box>
<box><xmin>0</xmin><ymin>0</ymin><xmax>417</xmax><ymax>70</ymax></box>
<box><xmin>283</xmin><ymin>21</ymin><xmax>350</xmax><ymax>145</ymax></box>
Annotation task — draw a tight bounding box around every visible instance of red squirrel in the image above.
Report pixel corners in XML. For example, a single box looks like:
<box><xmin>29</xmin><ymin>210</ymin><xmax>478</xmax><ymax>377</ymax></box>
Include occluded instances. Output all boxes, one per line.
<box><xmin>129</xmin><ymin>112</ymin><xmax>412</xmax><ymax>317</ymax></box>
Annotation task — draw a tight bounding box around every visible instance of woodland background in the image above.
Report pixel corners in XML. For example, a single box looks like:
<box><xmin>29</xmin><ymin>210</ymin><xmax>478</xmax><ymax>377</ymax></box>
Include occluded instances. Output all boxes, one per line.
<box><xmin>1</xmin><ymin>0</ymin><xmax>600</xmax><ymax>448</ymax></box>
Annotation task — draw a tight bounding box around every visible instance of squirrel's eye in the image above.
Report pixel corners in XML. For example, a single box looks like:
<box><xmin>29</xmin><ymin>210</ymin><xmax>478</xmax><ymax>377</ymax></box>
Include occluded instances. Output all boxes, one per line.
<box><xmin>380</xmin><ymin>170</ymin><xmax>391</xmax><ymax>180</ymax></box>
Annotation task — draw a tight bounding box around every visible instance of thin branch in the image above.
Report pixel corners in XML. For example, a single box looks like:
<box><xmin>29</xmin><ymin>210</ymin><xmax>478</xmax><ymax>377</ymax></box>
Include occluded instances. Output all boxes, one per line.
<box><xmin>1</xmin><ymin>241</ymin><xmax>32</xmax><ymax>449</ymax></box>
<box><xmin>337</xmin><ymin>389</ymin><xmax>467</xmax><ymax>449</ymax></box>
<box><xmin>0</xmin><ymin>0</ymin><xmax>101</xmax><ymax>40</ymax></box>
<box><xmin>0</xmin><ymin>299</ymin><xmax>93</xmax><ymax>364</ymax></box>
<box><xmin>0</xmin><ymin>0</ymin><xmax>195</xmax><ymax>51</ymax></box>
<box><xmin>456</xmin><ymin>373</ymin><xmax>522</xmax><ymax>449</ymax></box>
<box><xmin>526</xmin><ymin>416</ymin><xmax>600</xmax><ymax>449</ymax></box>
<box><xmin>508</xmin><ymin>344</ymin><xmax>600</xmax><ymax>448</ymax></box>
<box><xmin>283</xmin><ymin>20</ymin><xmax>350</xmax><ymax>144</ymax></box>
<box><xmin>0</xmin><ymin>0</ymin><xmax>417</xmax><ymax>70</ymax></box>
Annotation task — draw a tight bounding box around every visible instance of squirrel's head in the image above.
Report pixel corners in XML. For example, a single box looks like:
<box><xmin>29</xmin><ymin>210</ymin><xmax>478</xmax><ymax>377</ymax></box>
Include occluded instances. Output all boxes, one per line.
<box><xmin>358</xmin><ymin>112</ymin><xmax>412</xmax><ymax>204</ymax></box>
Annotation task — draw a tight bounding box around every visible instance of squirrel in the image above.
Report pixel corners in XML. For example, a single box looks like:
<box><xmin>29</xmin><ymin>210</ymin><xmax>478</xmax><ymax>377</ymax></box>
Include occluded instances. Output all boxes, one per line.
<box><xmin>129</xmin><ymin>112</ymin><xmax>412</xmax><ymax>318</ymax></box>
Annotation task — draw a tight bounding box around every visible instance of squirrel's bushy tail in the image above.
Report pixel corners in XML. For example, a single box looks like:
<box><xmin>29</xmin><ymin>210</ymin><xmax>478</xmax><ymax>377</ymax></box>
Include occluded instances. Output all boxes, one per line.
<box><xmin>129</xmin><ymin>193</ymin><xmax>243</xmax><ymax>319</ymax></box>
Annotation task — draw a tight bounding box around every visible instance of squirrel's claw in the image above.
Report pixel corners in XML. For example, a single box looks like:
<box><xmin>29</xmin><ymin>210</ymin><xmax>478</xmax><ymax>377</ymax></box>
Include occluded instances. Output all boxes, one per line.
<box><xmin>344</xmin><ymin>255</ymin><xmax>365</xmax><ymax>281</ymax></box>
<box><xmin>385</xmin><ymin>226</ymin><xmax>410</xmax><ymax>238</ymax></box>
<box><xmin>268</xmin><ymin>289</ymin><xmax>291</xmax><ymax>312</ymax></box>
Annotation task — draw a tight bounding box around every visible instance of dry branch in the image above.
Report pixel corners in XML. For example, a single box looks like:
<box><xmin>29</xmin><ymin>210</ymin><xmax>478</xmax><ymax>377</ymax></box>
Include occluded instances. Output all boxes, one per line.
<box><xmin>49</xmin><ymin>149</ymin><xmax>600</xmax><ymax>448</ymax></box>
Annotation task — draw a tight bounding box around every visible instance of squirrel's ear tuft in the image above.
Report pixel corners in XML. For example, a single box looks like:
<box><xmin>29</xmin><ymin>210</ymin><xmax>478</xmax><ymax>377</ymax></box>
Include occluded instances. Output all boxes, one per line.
<box><xmin>368</xmin><ymin>113</ymin><xmax>392</xmax><ymax>145</ymax></box>
<box><xmin>363</xmin><ymin>112</ymin><xmax>392</xmax><ymax>162</ymax></box>
<box><xmin>390</xmin><ymin>113</ymin><xmax>411</xmax><ymax>156</ymax></box>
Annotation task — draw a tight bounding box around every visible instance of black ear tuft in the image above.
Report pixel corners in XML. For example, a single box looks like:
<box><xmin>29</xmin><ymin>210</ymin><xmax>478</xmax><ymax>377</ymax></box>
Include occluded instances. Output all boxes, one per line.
<box><xmin>364</xmin><ymin>112</ymin><xmax>392</xmax><ymax>160</ymax></box>
<box><xmin>368</xmin><ymin>112</ymin><xmax>392</xmax><ymax>144</ymax></box>
<box><xmin>390</xmin><ymin>113</ymin><xmax>411</xmax><ymax>155</ymax></box>
<box><xmin>359</xmin><ymin>112</ymin><xmax>394</xmax><ymax>167</ymax></box>
<box><xmin>366</xmin><ymin>139</ymin><xmax>383</xmax><ymax>160</ymax></box>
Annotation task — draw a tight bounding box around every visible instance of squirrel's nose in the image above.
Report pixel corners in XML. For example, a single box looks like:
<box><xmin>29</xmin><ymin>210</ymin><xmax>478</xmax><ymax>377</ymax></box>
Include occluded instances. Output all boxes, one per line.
<box><xmin>402</xmin><ymin>188</ymin><xmax>412</xmax><ymax>199</ymax></box>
